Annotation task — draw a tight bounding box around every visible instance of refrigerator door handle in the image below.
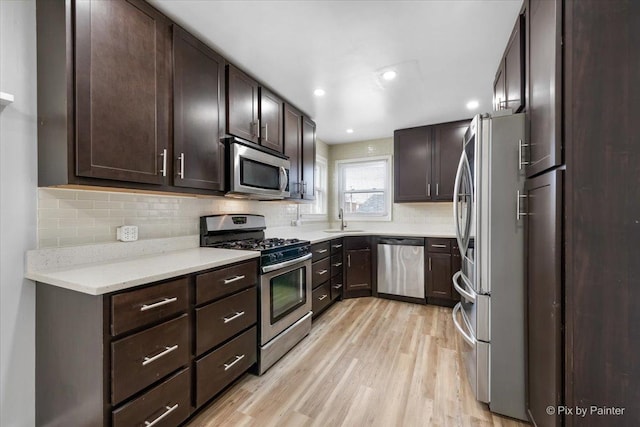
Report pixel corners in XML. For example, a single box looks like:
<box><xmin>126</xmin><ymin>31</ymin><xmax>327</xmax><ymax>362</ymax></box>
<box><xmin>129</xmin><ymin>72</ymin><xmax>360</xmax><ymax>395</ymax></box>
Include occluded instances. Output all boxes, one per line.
<box><xmin>453</xmin><ymin>153</ymin><xmax>466</xmax><ymax>254</ymax></box>
<box><xmin>453</xmin><ymin>270</ymin><xmax>476</xmax><ymax>303</ymax></box>
<box><xmin>452</xmin><ymin>302</ymin><xmax>476</xmax><ymax>346</ymax></box>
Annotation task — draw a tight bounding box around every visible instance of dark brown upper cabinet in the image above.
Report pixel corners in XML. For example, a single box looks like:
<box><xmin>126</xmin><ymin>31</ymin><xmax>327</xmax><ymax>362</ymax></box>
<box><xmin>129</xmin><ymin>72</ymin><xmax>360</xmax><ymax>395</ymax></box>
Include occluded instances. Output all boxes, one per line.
<box><xmin>527</xmin><ymin>0</ymin><xmax>562</xmax><ymax>178</ymax></box>
<box><xmin>259</xmin><ymin>88</ymin><xmax>284</xmax><ymax>153</ymax></box>
<box><xmin>301</xmin><ymin>117</ymin><xmax>316</xmax><ymax>200</ymax></box>
<box><xmin>74</xmin><ymin>0</ymin><xmax>171</xmax><ymax>185</ymax></box>
<box><xmin>226</xmin><ymin>64</ymin><xmax>260</xmax><ymax>144</ymax></box>
<box><xmin>394</xmin><ymin>120</ymin><xmax>468</xmax><ymax>202</ymax></box>
<box><xmin>173</xmin><ymin>26</ymin><xmax>226</xmax><ymax>192</ymax></box>
<box><xmin>284</xmin><ymin>104</ymin><xmax>303</xmax><ymax>198</ymax></box>
<box><xmin>226</xmin><ymin>65</ymin><xmax>285</xmax><ymax>154</ymax></box>
<box><xmin>493</xmin><ymin>12</ymin><xmax>525</xmax><ymax>112</ymax></box>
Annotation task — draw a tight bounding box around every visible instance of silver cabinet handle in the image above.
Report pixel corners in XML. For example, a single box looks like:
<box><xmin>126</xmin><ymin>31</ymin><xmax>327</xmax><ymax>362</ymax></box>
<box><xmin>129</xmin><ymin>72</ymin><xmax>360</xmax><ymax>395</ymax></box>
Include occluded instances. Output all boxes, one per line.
<box><xmin>427</xmin><ymin>183</ymin><xmax>431</xmax><ymax>197</ymax></box>
<box><xmin>177</xmin><ymin>153</ymin><xmax>185</xmax><ymax>179</ymax></box>
<box><xmin>436</xmin><ymin>183</ymin><xmax>439</xmax><ymax>196</ymax></box>
<box><xmin>316</xmin><ymin>249</ymin><xmax>328</xmax><ymax>254</ymax></box>
<box><xmin>431</xmin><ymin>244</ymin><xmax>447</xmax><ymax>248</ymax></box>
<box><xmin>142</xmin><ymin>345</ymin><xmax>178</xmax><ymax>366</ymax></box>
<box><xmin>160</xmin><ymin>148</ymin><xmax>167</xmax><ymax>177</ymax></box>
<box><xmin>224</xmin><ymin>354</ymin><xmax>245</xmax><ymax>371</ymax></box>
<box><xmin>333</xmin><ymin>284</ymin><xmax>343</xmax><ymax>289</ymax></box>
<box><xmin>516</xmin><ymin>190</ymin><xmax>528</xmax><ymax>221</ymax></box>
<box><xmin>331</xmin><ymin>244</ymin><xmax>343</xmax><ymax>249</ymax></box>
<box><xmin>144</xmin><ymin>403</ymin><xmax>178</xmax><ymax>427</ymax></box>
<box><xmin>317</xmin><ymin>269</ymin><xmax>328</xmax><ymax>275</ymax></box>
<box><xmin>223</xmin><ymin>275</ymin><xmax>245</xmax><ymax>284</ymax></box>
<box><xmin>332</xmin><ymin>262</ymin><xmax>342</xmax><ymax>267</ymax></box>
<box><xmin>252</xmin><ymin>119</ymin><xmax>260</xmax><ymax>137</ymax></box>
<box><xmin>140</xmin><ymin>297</ymin><xmax>177</xmax><ymax>312</ymax></box>
<box><xmin>429</xmin><ymin>257</ymin><xmax>432</xmax><ymax>271</ymax></box>
<box><xmin>518</xmin><ymin>139</ymin><xmax>530</xmax><ymax>170</ymax></box>
<box><xmin>347</xmin><ymin>254</ymin><xmax>351</xmax><ymax>267</ymax></box>
<box><xmin>262</xmin><ymin>122</ymin><xmax>269</xmax><ymax>141</ymax></box>
<box><xmin>318</xmin><ymin>294</ymin><xmax>328</xmax><ymax>301</ymax></box>
<box><xmin>223</xmin><ymin>311</ymin><xmax>245</xmax><ymax>324</ymax></box>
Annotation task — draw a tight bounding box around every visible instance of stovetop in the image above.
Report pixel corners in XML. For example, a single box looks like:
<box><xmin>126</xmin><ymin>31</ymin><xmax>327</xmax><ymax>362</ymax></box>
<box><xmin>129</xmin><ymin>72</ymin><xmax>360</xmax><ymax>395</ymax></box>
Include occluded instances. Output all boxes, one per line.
<box><xmin>211</xmin><ymin>237</ymin><xmax>305</xmax><ymax>252</ymax></box>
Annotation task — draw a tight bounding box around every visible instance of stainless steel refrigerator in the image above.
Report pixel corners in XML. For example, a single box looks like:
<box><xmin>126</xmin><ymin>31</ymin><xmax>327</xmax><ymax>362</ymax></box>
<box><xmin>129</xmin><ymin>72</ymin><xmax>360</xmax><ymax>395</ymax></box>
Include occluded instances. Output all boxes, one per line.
<box><xmin>452</xmin><ymin>111</ymin><xmax>527</xmax><ymax>421</ymax></box>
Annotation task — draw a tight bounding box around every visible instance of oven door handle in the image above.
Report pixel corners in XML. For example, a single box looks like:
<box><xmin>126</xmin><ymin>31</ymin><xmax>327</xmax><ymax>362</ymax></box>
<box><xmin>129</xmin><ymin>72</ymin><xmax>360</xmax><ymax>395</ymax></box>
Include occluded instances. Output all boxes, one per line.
<box><xmin>261</xmin><ymin>253</ymin><xmax>312</xmax><ymax>273</ymax></box>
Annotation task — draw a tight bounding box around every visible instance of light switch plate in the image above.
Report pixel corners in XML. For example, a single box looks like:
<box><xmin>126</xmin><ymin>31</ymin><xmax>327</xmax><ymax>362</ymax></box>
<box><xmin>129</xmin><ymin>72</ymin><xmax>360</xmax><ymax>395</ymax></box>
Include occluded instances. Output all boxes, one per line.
<box><xmin>117</xmin><ymin>225</ymin><xmax>138</xmax><ymax>242</ymax></box>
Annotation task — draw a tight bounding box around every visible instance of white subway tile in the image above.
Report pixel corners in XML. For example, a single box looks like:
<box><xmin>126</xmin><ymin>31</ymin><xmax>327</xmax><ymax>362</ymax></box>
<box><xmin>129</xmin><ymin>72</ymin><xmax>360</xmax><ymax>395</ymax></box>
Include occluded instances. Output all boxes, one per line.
<box><xmin>77</xmin><ymin>191</ymin><xmax>109</xmax><ymax>201</ymax></box>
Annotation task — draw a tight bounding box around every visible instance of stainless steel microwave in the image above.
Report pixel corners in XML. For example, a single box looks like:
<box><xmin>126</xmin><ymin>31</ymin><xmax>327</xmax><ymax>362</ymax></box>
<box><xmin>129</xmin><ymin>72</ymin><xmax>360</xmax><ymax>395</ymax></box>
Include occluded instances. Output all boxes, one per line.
<box><xmin>226</xmin><ymin>138</ymin><xmax>290</xmax><ymax>199</ymax></box>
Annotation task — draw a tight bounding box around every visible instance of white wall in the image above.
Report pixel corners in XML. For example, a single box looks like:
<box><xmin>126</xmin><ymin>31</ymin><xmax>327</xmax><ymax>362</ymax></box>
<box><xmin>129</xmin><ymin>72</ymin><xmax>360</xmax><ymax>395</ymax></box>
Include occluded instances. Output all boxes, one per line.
<box><xmin>0</xmin><ymin>1</ymin><xmax>38</xmax><ymax>426</ymax></box>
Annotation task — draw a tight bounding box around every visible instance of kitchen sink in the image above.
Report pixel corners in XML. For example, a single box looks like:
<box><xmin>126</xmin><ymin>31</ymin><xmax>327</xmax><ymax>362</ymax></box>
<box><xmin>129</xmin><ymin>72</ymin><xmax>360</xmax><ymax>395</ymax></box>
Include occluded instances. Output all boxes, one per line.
<box><xmin>324</xmin><ymin>229</ymin><xmax>365</xmax><ymax>233</ymax></box>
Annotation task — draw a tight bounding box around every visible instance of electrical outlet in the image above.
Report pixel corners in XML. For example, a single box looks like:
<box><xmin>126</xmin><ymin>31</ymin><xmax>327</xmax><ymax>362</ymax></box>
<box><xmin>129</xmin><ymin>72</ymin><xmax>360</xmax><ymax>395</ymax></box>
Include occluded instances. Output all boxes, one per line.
<box><xmin>117</xmin><ymin>225</ymin><xmax>138</xmax><ymax>242</ymax></box>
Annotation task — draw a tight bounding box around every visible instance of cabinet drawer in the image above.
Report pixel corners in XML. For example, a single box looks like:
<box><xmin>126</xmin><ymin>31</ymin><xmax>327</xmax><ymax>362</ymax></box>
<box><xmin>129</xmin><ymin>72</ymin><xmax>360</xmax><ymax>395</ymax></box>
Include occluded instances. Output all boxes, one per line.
<box><xmin>312</xmin><ymin>257</ymin><xmax>331</xmax><ymax>288</ymax></box>
<box><xmin>312</xmin><ymin>282</ymin><xmax>332</xmax><ymax>315</ymax></box>
<box><xmin>196</xmin><ymin>287</ymin><xmax>257</xmax><ymax>356</ymax></box>
<box><xmin>111</xmin><ymin>278</ymin><xmax>188</xmax><ymax>336</ymax></box>
<box><xmin>330</xmin><ymin>276</ymin><xmax>343</xmax><ymax>300</ymax></box>
<box><xmin>427</xmin><ymin>238</ymin><xmax>451</xmax><ymax>253</ymax></box>
<box><xmin>111</xmin><ymin>314</ymin><xmax>189</xmax><ymax>405</ymax></box>
<box><xmin>330</xmin><ymin>239</ymin><xmax>343</xmax><ymax>254</ymax></box>
<box><xmin>196</xmin><ymin>326</ymin><xmax>257</xmax><ymax>407</ymax></box>
<box><xmin>311</xmin><ymin>241</ymin><xmax>331</xmax><ymax>261</ymax></box>
<box><xmin>196</xmin><ymin>259</ymin><xmax>258</xmax><ymax>305</ymax></box>
<box><xmin>112</xmin><ymin>367</ymin><xmax>190</xmax><ymax>427</ymax></box>
<box><xmin>330</xmin><ymin>253</ymin><xmax>343</xmax><ymax>278</ymax></box>
<box><xmin>344</xmin><ymin>236</ymin><xmax>370</xmax><ymax>250</ymax></box>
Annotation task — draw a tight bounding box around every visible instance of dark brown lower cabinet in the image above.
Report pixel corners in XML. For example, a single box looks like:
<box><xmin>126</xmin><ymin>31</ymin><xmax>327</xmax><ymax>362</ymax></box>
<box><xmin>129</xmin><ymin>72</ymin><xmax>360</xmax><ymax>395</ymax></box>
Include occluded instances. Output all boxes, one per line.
<box><xmin>344</xmin><ymin>237</ymin><xmax>372</xmax><ymax>298</ymax></box>
<box><xmin>310</xmin><ymin>239</ymin><xmax>342</xmax><ymax>319</ymax></box>
<box><xmin>525</xmin><ymin>171</ymin><xmax>563</xmax><ymax>427</ymax></box>
<box><xmin>427</xmin><ymin>252</ymin><xmax>452</xmax><ymax>300</ymax></box>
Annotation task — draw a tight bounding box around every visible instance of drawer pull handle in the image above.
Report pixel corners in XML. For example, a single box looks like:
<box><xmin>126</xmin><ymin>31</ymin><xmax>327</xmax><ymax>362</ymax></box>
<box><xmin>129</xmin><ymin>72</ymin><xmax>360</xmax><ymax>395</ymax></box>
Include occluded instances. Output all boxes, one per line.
<box><xmin>318</xmin><ymin>294</ymin><xmax>328</xmax><ymax>301</ymax></box>
<box><xmin>144</xmin><ymin>403</ymin><xmax>179</xmax><ymax>427</ymax></box>
<box><xmin>333</xmin><ymin>284</ymin><xmax>343</xmax><ymax>289</ymax></box>
<box><xmin>331</xmin><ymin>244</ymin><xmax>343</xmax><ymax>249</ymax></box>
<box><xmin>316</xmin><ymin>249</ymin><xmax>328</xmax><ymax>254</ymax></box>
<box><xmin>318</xmin><ymin>269</ymin><xmax>328</xmax><ymax>275</ymax></box>
<box><xmin>142</xmin><ymin>345</ymin><xmax>178</xmax><ymax>366</ymax></box>
<box><xmin>223</xmin><ymin>275</ymin><xmax>246</xmax><ymax>284</ymax></box>
<box><xmin>332</xmin><ymin>262</ymin><xmax>342</xmax><ymax>267</ymax></box>
<box><xmin>431</xmin><ymin>244</ymin><xmax>447</xmax><ymax>248</ymax></box>
<box><xmin>223</xmin><ymin>311</ymin><xmax>245</xmax><ymax>323</ymax></box>
<box><xmin>140</xmin><ymin>297</ymin><xmax>177</xmax><ymax>312</ymax></box>
<box><xmin>224</xmin><ymin>354</ymin><xmax>245</xmax><ymax>371</ymax></box>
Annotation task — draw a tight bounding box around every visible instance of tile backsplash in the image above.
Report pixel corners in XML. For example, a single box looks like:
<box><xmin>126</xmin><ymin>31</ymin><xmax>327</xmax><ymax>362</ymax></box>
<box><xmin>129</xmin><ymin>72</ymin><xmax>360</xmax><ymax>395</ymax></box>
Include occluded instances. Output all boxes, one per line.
<box><xmin>37</xmin><ymin>188</ymin><xmax>298</xmax><ymax>248</ymax></box>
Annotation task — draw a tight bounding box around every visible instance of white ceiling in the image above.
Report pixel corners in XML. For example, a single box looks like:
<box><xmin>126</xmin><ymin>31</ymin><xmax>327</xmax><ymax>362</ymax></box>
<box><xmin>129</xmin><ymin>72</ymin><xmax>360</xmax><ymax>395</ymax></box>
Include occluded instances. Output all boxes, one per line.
<box><xmin>150</xmin><ymin>0</ymin><xmax>523</xmax><ymax>144</ymax></box>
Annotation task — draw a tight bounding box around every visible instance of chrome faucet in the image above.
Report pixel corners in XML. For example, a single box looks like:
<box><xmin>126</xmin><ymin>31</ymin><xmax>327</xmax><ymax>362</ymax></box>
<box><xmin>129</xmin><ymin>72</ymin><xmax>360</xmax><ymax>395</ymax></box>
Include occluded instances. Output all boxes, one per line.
<box><xmin>339</xmin><ymin>208</ymin><xmax>347</xmax><ymax>231</ymax></box>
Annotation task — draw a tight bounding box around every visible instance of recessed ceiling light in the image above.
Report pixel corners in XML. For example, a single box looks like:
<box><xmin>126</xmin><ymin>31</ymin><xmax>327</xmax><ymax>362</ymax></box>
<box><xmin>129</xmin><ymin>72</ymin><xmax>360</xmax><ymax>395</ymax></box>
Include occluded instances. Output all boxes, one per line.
<box><xmin>466</xmin><ymin>100</ymin><xmax>479</xmax><ymax>110</ymax></box>
<box><xmin>382</xmin><ymin>70</ymin><xmax>397</xmax><ymax>81</ymax></box>
<box><xmin>346</xmin><ymin>129</ymin><xmax>354</xmax><ymax>134</ymax></box>
<box><xmin>314</xmin><ymin>88</ymin><xmax>325</xmax><ymax>97</ymax></box>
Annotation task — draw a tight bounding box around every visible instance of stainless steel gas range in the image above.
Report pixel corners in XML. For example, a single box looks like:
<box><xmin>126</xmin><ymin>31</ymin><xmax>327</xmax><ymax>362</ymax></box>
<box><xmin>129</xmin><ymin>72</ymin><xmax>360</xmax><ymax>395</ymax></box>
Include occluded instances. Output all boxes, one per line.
<box><xmin>200</xmin><ymin>214</ymin><xmax>312</xmax><ymax>375</ymax></box>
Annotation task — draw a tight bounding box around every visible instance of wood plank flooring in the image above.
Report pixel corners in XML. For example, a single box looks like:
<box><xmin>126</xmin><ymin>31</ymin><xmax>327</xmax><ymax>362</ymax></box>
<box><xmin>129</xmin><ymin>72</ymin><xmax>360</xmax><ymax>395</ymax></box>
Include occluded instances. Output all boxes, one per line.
<box><xmin>187</xmin><ymin>297</ymin><xmax>530</xmax><ymax>427</ymax></box>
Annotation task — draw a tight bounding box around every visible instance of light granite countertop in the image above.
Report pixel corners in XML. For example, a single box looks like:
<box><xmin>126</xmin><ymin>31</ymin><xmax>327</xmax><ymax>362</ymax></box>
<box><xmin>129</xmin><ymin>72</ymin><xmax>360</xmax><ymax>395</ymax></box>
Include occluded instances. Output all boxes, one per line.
<box><xmin>25</xmin><ymin>224</ymin><xmax>455</xmax><ymax>296</ymax></box>
<box><xmin>25</xmin><ymin>247</ymin><xmax>258</xmax><ymax>296</ymax></box>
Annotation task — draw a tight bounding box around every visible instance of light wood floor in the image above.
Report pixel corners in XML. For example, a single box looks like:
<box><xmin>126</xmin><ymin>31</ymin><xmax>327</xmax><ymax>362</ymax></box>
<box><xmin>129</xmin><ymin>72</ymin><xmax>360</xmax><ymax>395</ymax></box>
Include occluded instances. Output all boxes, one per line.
<box><xmin>187</xmin><ymin>297</ymin><xmax>530</xmax><ymax>427</ymax></box>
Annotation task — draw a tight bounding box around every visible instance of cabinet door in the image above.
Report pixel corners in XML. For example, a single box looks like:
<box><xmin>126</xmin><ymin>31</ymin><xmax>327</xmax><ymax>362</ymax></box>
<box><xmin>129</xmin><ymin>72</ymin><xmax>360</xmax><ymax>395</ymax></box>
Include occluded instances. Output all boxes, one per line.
<box><xmin>301</xmin><ymin>117</ymin><xmax>316</xmax><ymax>201</ymax></box>
<box><xmin>432</xmin><ymin>121</ymin><xmax>468</xmax><ymax>201</ymax></box>
<box><xmin>427</xmin><ymin>252</ymin><xmax>452</xmax><ymax>299</ymax></box>
<box><xmin>394</xmin><ymin>127</ymin><xmax>431</xmax><ymax>202</ymax></box>
<box><xmin>525</xmin><ymin>171</ymin><xmax>562</xmax><ymax>427</ymax></box>
<box><xmin>345</xmin><ymin>249</ymin><xmax>371</xmax><ymax>295</ymax></box>
<box><xmin>283</xmin><ymin>103</ymin><xmax>303</xmax><ymax>198</ymax></box>
<box><xmin>173</xmin><ymin>26</ymin><xmax>225</xmax><ymax>191</ymax></box>
<box><xmin>504</xmin><ymin>15</ymin><xmax>525</xmax><ymax>112</ymax></box>
<box><xmin>259</xmin><ymin>88</ymin><xmax>284</xmax><ymax>153</ymax></box>
<box><xmin>226</xmin><ymin>64</ymin><xmax>259</xmax><ymax>143</ymax></box>
<box><xmin>527</xmin><ymin>0</ymin><xmax>562</xmax><ymax>177</ymax></box>
<box><xmin>75</xmin><ymin>0</ymin><xmax>170</xmax><ymax>185</ymax></box>
<box><xmin>493</xmin><ymin>65</ymin><xmax>506</xmax><ymax>111</ymax></box>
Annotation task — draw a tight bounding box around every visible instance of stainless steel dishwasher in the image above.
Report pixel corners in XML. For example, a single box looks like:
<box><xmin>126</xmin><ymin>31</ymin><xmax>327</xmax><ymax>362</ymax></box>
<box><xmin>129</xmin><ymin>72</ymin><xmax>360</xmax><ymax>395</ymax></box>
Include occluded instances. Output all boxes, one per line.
<box><xmin>377</xmin><ymin>237</ymin><xmax>425</xmax><ymax>300</ymax></box>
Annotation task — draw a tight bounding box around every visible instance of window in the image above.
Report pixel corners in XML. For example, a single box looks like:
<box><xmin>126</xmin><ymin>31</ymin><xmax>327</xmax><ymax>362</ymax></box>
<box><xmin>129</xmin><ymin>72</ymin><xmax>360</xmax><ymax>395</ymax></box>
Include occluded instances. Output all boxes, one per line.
<box><xmin>337</xmin><ymin>156</ymin><xmax>392</xmax><ymax>221</ymax></box>
<box><xmin>300</xmin><ymin>155</ymin><xmax>328</xmax><ymax>219</ymax></box>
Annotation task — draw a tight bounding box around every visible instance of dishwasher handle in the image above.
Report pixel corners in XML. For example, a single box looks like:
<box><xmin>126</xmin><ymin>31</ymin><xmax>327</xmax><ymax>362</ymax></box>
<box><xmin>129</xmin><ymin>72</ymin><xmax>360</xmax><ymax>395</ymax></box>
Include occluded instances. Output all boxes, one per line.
<box><xmin>377</xmin><ymin>237</ymin><xmax>424</xmax><ymax>246</ymax></box>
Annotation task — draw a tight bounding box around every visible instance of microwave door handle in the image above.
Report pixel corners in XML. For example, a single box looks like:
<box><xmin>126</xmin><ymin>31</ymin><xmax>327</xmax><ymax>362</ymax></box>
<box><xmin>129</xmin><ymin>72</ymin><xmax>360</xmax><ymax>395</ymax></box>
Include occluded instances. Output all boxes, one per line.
<box><xmin>279</xmin><ymin>167</ymin><xmax>287</xmax><ymax>191</ymax></box>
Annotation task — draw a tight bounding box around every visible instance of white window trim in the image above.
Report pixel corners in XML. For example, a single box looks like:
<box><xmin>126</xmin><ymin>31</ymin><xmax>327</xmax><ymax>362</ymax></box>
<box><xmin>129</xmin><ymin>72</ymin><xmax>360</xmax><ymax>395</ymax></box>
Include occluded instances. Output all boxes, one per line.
<box><xmin>300</xmin><ymin>155</ymin><xmax>328</xmax><ymax>221</ymax></box>
<box><xmin>336</xmin><ymin>155</ymin><xmax>393</xmax><ymax>222</ymax></box>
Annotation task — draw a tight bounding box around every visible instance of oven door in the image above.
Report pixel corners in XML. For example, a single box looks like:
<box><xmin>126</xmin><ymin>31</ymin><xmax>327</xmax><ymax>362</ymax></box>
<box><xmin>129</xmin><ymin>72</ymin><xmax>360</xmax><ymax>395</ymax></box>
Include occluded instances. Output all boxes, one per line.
<box><xmin>260</xmin><ymin>255</ymin><xmax>312</xmax><ymax>346</ymax></box>
<box><xmin>229</xmin><ymin>142</ymin><xmax>290</xmax><ymax>199</ymax></box>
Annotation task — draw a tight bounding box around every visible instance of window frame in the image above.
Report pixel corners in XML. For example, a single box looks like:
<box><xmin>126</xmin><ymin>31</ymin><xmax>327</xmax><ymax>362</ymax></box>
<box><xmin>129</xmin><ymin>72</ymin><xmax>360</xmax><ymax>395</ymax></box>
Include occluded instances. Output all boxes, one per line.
<box><xmin>336</xmin><ymin>155</ymin><xmax>393</xmax><ymax>222</ymax></box>
<box><xmin>300</xmin><ymin>154</ymin><xmax>328</xmax><ymax>221</ymax></box>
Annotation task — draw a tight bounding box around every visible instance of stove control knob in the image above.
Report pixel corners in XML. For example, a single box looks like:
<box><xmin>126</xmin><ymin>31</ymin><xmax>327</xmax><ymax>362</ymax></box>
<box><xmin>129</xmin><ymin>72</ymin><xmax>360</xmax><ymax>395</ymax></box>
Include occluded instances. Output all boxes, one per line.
<box><xmin>268</xmin><ymin>254</ymin><xmax>277</xmax><ymax>262</ymax></box>
<box><xmin>277</xmin><ymin>252</ymin><xmax>284</xmax><ymax>259</ymax></box>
